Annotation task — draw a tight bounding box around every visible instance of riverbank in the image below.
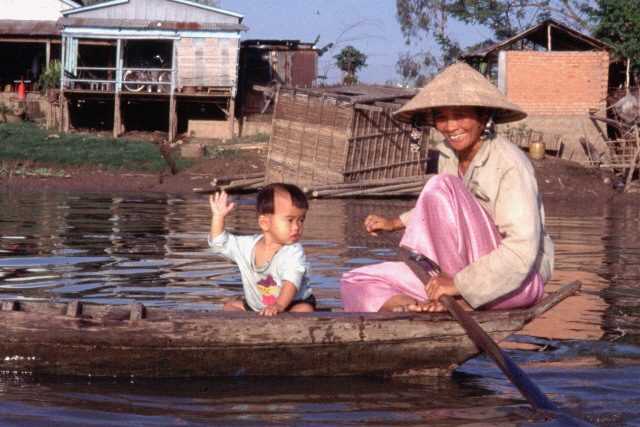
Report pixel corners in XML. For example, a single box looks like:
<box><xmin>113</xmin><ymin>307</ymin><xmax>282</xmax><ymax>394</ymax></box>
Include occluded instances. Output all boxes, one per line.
<box><xmin>1</xmin><ymin>149</ymin><xmax>635</xmax><ymax>206</ymax></box>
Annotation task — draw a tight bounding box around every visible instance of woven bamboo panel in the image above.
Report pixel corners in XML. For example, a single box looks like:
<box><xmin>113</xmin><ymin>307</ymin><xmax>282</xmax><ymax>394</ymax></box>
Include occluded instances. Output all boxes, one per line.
<box><xmin>265</xmin><ymin>87</ymin><xmax>429</xmax><ymax>187</ymax></box>
<box><xmin>266</xmin><ymin>89</ymin><xmax>353</xmax><ymax>186</ymax></box>
<box><xmin>601</xmin><ymin>138</ymin><xmax>640</xmax><ymax>168</ymax></box>
<box><xmin>343</xmin><ymin>108</ymin><xmax>429</xmax><ymax>181</ymax></box>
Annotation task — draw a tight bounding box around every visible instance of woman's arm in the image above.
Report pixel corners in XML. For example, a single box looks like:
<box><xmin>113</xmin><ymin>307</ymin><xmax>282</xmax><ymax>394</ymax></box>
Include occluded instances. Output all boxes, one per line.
<box><xmin>455</xmin><ymin>164</ymin><xmax>542</xmax><ymax>308</ymax></box>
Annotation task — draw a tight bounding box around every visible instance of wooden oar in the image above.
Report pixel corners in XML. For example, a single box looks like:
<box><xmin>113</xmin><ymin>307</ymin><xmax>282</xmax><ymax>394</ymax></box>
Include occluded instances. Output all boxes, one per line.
<box><xmin>376</xmin><ymin>231</ymin><xmax>592</xmax><ymax>425</ymax></box>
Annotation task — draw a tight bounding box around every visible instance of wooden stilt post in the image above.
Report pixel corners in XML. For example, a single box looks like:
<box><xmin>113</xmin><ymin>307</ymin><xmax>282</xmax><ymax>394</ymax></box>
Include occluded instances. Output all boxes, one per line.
<box><xmin>114</xmin><ymin>38</ymin><xmax>122</xmax><ymax>138</ymax></box>
<box><xmin>59</xmin><ymin>35</ymin><xmax>66</xmax><ymax>132</ymax></box>
<box><xmin>62</xmin><ymin>97</ymin><xmax>70</xmax><ymax>132</ymax></box>
<box><xmin>227</xmin><ymin>94</ymin><xmax>236</xmax><ymax>138</ymax></box>
<box><xmin>168</xmin><ymin>40</ymin><xmax>177</xmax><ymax>143</ymax></box>
<box><xmin>114</xmin><ymin>93</ymin><xmax>121</xmax><ymax>137</ymax></box>
<box><xmin>169</xmin><ymin>92</ymin><xmax>177</xmax><ymax>142</ymax></box>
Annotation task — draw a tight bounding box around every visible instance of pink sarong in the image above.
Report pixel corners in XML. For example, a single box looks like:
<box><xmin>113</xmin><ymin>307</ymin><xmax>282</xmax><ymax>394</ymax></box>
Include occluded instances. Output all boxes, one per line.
<box><xmin>340</xmin><ymin>174</ymin><xmax>544</xmax><ymax>312</ymax></box>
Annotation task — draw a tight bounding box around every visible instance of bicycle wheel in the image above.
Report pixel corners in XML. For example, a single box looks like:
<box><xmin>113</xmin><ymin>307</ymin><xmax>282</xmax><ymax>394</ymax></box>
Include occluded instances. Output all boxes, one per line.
<box><xmin>123</xmin><ymin>70</ymin><xmax>144</xmax><ymax>92</ymax></box>
<box><xmin>157</xmin><ymin>71</ymin><xmax>171</xmax><ymax>93</ymax></box>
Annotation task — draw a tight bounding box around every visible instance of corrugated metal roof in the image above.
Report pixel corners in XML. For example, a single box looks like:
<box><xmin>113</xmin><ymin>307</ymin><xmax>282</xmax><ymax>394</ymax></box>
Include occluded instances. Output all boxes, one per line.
<box><xmin>58</xmin><ymin>16</ymin><xmax>248</xmax><ymax>32</ymax></box>
<box><xmin>242</xmin><ymin>40</ymin><xmax>316</xmax><ymax>50</ymax></box>
<box><xmin>283</xmin><ymin>84</ymin><xmax>421</xmax><ymax>104</ymax></box>
<box><xmin>0</xmin><ymin>20</ymin><xmax>61</xmax><ymax>36</ymax></box>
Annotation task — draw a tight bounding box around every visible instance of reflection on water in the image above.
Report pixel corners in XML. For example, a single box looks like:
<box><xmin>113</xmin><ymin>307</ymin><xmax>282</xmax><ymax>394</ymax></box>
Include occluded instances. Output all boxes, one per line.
<box><xmin>1</xmin><ymin>190</ymin><xmax>640</xmax><ymax>425</ymax></box>
<box><xmin>0</xmin><ymin>192</ymin><xmax>414</xmax><ymax>309</ymax></box>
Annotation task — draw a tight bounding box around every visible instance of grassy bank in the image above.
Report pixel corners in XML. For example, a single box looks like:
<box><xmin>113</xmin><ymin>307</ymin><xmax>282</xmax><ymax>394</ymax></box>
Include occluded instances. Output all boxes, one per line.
<box><xmin>0</xmin><ymin>121</ymin><xmax>189</xmax><ymax>175</ymax></box>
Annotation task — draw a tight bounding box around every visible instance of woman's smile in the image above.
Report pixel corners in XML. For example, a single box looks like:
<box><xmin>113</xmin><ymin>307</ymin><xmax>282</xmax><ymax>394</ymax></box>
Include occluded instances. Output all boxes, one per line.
<box><xmin>434</xmin><ymin>106</ymin><xmax>486</xmax><ymax>160</ymax></box>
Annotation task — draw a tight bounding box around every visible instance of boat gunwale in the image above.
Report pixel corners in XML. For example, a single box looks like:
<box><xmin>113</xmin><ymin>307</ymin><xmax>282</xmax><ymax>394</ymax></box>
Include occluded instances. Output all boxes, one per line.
<box><xmin>0</xmin><ymin>280</ymin><xmax>580</xmax><ymax>324</ymax></box>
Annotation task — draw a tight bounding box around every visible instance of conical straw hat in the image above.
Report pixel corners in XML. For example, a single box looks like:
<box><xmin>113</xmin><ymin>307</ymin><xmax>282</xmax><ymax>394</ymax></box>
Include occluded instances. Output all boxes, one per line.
<box><xmin>394</xmin><ymin>62</ymin><xmax>527</xmax><ymax>126</ymax></box>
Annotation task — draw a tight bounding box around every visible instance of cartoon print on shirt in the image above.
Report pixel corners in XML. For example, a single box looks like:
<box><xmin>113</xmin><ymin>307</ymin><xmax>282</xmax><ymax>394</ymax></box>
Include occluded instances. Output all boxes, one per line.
<box><xmin>257</xmin><ymin>275</ymin><xmax>279</xmax><ymax>305</ymax></box>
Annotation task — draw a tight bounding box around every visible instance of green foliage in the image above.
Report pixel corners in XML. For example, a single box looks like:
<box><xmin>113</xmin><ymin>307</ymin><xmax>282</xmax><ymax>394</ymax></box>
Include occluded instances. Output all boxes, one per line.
<box><xmin>0</xmin><ymin>121</ymin><xmax>188</xmax><ymax>173</ymax></box>
<box><xmin>395</xmin><ymin>0</ymin><xmax>596</xmax><ymax>85</ymax></box>
<box><xmin>333</xmin><ymin>46</ymin><xmax>368</xmax><ymax>84</ymax></box>
<box><xmin>588</xmin><ymin>0</ymin><xmax>640</xmax><ymax>84</ymax></box>
<box><xmin>8</xmin><ymin>165</ymin><xmax>66</xmax><ymax>178</ymax></box>
<box><xmin>36</xmin><ymin>60</ymin><xmax>61</xmax><ymax>95</ymax></box>
<box><xmin>395</xmin><ymin>0</ymin><xmax>462</xmax><ymax>85</ymax></box>
<box><xmin>502</xmin><ymin>121</ymin><xmax>532</xmax><ymax>142</ymax></box>
<box><xmin>448</xmin><ymin>0</ymin><xmax>593</xmax><ymax>37</ymax></box>
<box><xmin>0</xmin><ymin>102</ymin><xmax>14</xmax><ymax>115</ymax></box>
<box><xmin>203</xmin><ymin>134</ymin><xmax>270</xmax><ymax>159</ymax></box>
<box><xmin>312</xmin><ymin>35</ymin><xmax>334</xmax><ymax>57</ymax></box>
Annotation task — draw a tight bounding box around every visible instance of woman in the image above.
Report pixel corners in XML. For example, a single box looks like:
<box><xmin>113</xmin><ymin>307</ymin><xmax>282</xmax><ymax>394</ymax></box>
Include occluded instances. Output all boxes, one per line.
<box><xmin>340</xmin><ymin>62</ymin><xmax>554</xmax><ymax>313</ymax></box>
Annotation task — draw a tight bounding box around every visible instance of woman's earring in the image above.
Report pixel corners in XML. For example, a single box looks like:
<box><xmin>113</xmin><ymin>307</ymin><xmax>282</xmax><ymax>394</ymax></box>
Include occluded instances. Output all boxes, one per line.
<box><xmin>480</xmin><ymin>116</ymin><xmax>495</xmax><ymax>140</ymax></box>
<box><xmin>410</xmin><ymin>118</ymin><xmax>423</xmax><ymax>153</ymax></box>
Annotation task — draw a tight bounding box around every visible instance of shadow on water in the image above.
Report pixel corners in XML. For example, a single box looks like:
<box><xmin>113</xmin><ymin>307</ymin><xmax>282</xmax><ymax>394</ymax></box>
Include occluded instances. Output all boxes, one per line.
<box><xmin>1</xmin><ymin>191</ymin><xmax>640</xmax><ymax>425</ymax></box>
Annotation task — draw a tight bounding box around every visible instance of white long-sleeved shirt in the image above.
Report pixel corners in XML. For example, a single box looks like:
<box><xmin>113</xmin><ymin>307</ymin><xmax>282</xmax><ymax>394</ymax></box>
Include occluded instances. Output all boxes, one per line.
<box><xmin>399</xmin><ymin>134</ymin><xmax>554</xmax><ymax>308</ymax></box>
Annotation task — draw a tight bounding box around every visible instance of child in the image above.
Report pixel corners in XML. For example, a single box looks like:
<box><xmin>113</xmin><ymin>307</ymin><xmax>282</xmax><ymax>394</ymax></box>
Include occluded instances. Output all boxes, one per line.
<box><xmin>208</xmin><ymin>183</ymin><xmax>315</xmax><ymax>316</ymax></box>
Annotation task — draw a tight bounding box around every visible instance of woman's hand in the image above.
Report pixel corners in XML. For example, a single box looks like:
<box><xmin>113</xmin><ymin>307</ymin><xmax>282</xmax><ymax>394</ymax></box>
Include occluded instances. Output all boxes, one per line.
<box><xmin>424</xmin><ymin>273</ymin><xmax>459</xmax><ymax>302</ymax></box>
<box><xmin>406</xmin><ymin>275</ymin><xmax>467</xmax><ymax>313</ymax></box>
<box><xmin>364</xmin><ymin>215</ymin><xmax>402</xmax><ymax>236</ymax></box>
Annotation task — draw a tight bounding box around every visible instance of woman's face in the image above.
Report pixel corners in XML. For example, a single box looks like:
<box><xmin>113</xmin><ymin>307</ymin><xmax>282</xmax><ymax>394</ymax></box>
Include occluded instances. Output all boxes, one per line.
<box><xmin>433</xmin><ymin>106</ymin><xmax>486</xmax><ymax>159</ymax></box>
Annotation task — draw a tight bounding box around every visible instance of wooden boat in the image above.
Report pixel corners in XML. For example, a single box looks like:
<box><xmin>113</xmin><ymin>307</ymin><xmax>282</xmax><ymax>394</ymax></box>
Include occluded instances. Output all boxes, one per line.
<box><xmin>0</xmin><ymin>281</ymin><xmax>580</xmax><ymax>377</ymax></box>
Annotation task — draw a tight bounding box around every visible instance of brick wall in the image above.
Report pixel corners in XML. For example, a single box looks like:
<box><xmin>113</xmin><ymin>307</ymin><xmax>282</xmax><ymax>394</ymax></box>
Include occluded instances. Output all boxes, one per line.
<box><xmin>505</xmin><ymin>51</ymin><xmax>609</xmax><ymax>116</ymax></box>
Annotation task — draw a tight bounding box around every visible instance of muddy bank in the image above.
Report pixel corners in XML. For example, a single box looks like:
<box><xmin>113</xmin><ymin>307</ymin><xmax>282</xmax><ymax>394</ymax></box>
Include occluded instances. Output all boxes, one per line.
<box><xmin>0</xmin><ymin>151</ymin><xmax>632</xmax><ymax>206</ymax></box>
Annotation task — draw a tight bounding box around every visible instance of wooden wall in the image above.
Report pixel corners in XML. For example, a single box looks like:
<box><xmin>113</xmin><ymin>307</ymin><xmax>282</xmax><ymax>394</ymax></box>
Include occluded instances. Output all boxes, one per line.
<box><xmin>176</xmin><ymin>37</ymin><xmax>238</xmax><ymax>88</ymax></box>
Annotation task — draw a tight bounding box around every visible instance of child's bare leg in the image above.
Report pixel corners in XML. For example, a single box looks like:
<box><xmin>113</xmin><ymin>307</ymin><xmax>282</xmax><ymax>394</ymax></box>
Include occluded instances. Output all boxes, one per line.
<box><xmin>223</xmin><ymin>300</ymin><xmax>247</xmax><ymax>311</ymax></box>
<box><xmin>289</xmin><ymin>303</ymin><xmax>314</xmax><ymax>313</ymax></box>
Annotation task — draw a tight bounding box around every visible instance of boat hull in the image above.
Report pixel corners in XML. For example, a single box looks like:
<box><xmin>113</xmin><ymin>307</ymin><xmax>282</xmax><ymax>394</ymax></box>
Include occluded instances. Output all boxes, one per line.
<box><xmin>0</xmin><ymin>281</ymin><xmax>580</xmax><ymax>377</ymax></box>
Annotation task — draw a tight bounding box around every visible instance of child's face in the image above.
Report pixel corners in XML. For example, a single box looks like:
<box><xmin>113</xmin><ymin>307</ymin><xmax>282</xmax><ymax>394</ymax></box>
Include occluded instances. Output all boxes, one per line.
<box><xmin>259</xmin><ymin>191</ymin><xmax>307</xmax><ymax>246</ymax></box>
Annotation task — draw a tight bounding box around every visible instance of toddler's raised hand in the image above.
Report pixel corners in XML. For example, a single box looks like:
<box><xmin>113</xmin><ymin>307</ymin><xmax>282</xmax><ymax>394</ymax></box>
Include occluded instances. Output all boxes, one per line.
<box><xmin>209</xmin><ymin>191</ymin><xmax>235</xmax><ymax>218</ymax></box>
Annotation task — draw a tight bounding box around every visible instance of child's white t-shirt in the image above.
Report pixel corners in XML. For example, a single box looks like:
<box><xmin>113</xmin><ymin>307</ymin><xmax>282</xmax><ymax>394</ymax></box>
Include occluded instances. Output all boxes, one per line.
<box><xmin>208</xmin><ymin>231</ymin><xmax>312</xmax><ymax>311</ymax></box>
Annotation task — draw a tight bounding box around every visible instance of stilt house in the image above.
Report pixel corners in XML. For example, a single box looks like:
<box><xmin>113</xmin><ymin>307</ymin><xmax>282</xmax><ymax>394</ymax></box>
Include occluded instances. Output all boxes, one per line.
<box><xmin>58</xmin><ymin>0</ymin><xmax>247</xmax><ymax>141</ymax></box>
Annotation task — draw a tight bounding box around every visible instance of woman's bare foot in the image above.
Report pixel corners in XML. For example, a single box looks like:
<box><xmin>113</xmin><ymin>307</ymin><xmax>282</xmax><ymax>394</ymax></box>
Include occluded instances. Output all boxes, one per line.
<box><xmin>402</xmin><ymin>298</ymin><xmax>473</xmax><ymax>313</ymax></box>
<box><xmin>392</xmin><ymin>302</ymin><xmax>418</xmax><ymax>312</ymax></box>
<box><xmin>406</xmin><ymin>301</ymin><xmax>445</xmax><ymax>312</ymax></box>
<box><xmin>379</xmin><ymin>295</ymin><xmax>419</xmax><ymax>312</ymax></box>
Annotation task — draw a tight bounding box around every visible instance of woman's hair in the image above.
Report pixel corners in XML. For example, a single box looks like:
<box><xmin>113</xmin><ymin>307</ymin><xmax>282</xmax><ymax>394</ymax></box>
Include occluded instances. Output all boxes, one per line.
<box><xmin>256</xmin><ymin>183</ymin><xmax>308</xmax><ymax>215</ymax></box>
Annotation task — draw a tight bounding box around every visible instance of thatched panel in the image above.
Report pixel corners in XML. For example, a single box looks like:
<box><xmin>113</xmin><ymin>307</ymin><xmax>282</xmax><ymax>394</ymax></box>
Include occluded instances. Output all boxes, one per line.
<box><xmin>343</xmin><ymin>108</ymin><xmax>429</xmax><ymax>182</ymax></box>
<box><xmin>265</xmin><ymin>86</ymin><xmax>429</xmax><ymax>188</ymax></box>
<box><xmin>266</xmin><ymin>88</ymin><xmax>354</xmax><ymax>186</ymax></box>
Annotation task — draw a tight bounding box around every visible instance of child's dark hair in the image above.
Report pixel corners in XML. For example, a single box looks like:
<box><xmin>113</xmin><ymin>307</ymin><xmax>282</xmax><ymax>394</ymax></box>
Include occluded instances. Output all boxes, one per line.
<box><xmin>256</xmin><ymin>183</ymin><xmax>308</xmax><ymax>215</ymax></box>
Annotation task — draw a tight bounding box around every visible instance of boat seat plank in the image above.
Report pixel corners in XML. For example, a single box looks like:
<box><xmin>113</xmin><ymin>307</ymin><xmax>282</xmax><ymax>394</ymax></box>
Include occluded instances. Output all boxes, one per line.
<box><xmin>1</xmin><ymin>301</ymin><xmax>17</xmax><ymax>311</ymax></box>
<box><xmin>130</xmin><ymin>302</ymin><xmax>145</xmax><ymax>321</ymax></box>
<box><xmin>66</xmin><ymin>300</ymin><xmax>81</xmax><ymax>317</ymax></box>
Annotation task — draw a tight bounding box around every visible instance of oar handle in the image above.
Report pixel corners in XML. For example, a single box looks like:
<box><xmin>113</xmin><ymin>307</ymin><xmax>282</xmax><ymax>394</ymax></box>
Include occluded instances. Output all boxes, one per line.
<box><xmin>439</xmin><ymin>294</ymin><xmax>559</xmax><ymax>413</ymax></box>
<box><xmin>374</xmin><ymin>231</ymin><xmax>576</xmax><ymax>419</ymax></box>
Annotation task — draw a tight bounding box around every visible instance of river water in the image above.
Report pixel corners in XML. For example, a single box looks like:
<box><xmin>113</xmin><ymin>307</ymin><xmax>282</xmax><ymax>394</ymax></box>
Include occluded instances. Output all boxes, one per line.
<box><xmin>0</xmin><ymin>190</ymin><xmax>639</xmax><ymax>426</ymax></box>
